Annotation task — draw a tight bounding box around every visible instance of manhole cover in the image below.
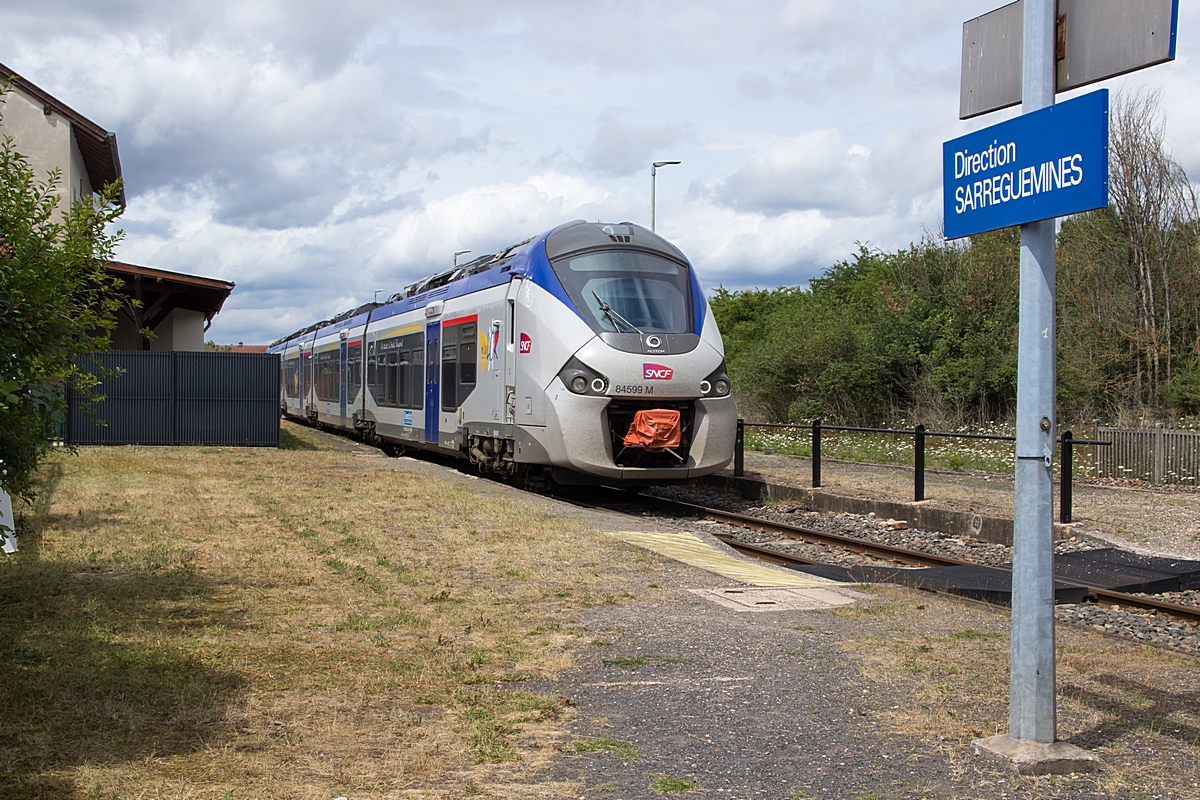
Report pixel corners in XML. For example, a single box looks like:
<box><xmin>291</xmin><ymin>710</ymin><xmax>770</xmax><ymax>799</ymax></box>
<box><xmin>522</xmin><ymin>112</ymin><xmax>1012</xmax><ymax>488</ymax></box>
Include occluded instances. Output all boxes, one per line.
<box><xmin>689</xmin><ymin>586</ymin><xmax>863</xmax><ymax>612</ymax></box>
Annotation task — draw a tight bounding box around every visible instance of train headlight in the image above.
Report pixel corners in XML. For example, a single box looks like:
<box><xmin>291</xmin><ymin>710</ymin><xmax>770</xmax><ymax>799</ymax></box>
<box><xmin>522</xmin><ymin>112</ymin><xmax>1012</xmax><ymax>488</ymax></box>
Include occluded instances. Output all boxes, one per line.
<box><xmin>702</xmin><ymin>361</ymin><xmax>731</xmax><ymax>397</ymax></box>
<box><xmin>559</xmin><ymin>357</ymin><xmax>609</xmax><ymax>396</ymax></box>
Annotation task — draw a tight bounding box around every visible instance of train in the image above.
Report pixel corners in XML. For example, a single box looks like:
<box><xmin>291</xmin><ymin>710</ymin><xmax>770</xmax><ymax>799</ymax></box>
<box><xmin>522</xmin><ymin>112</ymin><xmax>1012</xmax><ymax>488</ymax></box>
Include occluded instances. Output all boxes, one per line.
<box><xmin>268</xmin><ymin>219</ymin><xmax>737</xmax><ymax>486</ymax></box>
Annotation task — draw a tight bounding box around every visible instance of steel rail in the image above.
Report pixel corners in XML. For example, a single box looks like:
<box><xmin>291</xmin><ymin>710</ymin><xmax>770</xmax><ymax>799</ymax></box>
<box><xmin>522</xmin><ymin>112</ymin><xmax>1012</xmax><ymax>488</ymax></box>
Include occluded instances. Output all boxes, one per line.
<box><xmin>628</xmin><ymin>492</ymin><xmax>969</xmax><ymax>568</ymax></box>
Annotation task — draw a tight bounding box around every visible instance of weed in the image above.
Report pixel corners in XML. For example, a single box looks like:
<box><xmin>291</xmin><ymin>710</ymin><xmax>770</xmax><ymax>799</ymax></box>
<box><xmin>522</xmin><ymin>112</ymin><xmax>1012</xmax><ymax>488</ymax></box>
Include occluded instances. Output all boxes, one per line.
<box><xmin>602</xmin><ymin>655</ymin><xmax>693</xmax><ymax>670</ymax></box>
<box><xmin>568</xmin><ymin>738</ymin><xmax>641</xmax><ymax>759</ymax></box>
<box><xmin>649</xmin><ymin>774</ymin><xmax>699</xmax><ymax>793</ymax></box>
<box><xmin>949</xmin><ymin>629</ymin><xmax>1003</xmax><ymax>640</ymax></box>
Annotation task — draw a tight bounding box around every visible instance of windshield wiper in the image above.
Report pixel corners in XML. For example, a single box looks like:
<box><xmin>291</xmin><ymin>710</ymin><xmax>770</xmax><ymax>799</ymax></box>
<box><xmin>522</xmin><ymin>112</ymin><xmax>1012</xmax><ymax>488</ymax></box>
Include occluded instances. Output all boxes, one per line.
<box><xmin>591</xmin><ymin>291</ymin><xmax>644</xmax><ymax>334</ymax></box>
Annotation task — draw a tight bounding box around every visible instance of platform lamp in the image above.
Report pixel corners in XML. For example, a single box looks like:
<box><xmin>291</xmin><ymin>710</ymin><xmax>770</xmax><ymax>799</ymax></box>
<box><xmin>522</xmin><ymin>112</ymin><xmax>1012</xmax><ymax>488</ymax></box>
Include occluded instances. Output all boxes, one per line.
<box><xmin>650</xmin><ymin>160</ymin><xmax>681</xmax><ymax>233</ymax></box>
<box><xmin>454</xmin><ymin>249</ymin><xmax>471</xmax><ymax>267</ymax></box>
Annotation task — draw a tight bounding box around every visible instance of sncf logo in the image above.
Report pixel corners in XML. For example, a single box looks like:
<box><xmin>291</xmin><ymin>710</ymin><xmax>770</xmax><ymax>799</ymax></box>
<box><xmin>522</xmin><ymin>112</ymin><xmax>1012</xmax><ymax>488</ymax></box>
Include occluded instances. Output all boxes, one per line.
<box><xmin>519</xmin><ymin>333</ymin><xmax>532</xmax><ymax>354</ymax></box>
<box><xmin>643</xmin><ymin>363</ymin><xmax>674</xmax><ymax>380</ymax></box>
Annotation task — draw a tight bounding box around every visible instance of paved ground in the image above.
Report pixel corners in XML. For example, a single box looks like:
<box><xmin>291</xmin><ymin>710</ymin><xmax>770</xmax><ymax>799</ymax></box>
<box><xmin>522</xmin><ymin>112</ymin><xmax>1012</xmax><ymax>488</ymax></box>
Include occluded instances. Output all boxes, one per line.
<box><xmin>730</xmin><ymin>451</ymin><xmax>1200</xmax><ymax>559</ymax></box>
<box><xmin>539</xmin><ymin>578</ymin><xmax>1128</xmax><ymax>800</ymax></box>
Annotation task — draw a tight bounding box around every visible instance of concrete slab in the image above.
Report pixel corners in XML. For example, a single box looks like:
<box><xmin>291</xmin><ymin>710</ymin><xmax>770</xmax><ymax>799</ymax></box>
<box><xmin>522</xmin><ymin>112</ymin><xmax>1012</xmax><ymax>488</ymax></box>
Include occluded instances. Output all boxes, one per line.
<box><xmin>605</xmin><ymin>529</ymin><xmax>833</xmax><ymax>587</ymax></box>
<box><xmin>972</xmin><ymin>734</ymin><xmax>1102</xmax><ymax>775</ymax></box>
<box><xmin>689</xmin><ymin>585</ymin><xmax>865</xmax><ymax>612</ymax></box>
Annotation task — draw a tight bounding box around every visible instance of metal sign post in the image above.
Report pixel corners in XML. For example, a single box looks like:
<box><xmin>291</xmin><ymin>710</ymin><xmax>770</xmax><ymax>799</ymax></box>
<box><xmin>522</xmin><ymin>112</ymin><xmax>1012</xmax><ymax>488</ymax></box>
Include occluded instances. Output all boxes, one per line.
<box><xmin>1009</xmin><ymin>0</ymin><xmax>1058</xmax><ymax>744</ymax></box>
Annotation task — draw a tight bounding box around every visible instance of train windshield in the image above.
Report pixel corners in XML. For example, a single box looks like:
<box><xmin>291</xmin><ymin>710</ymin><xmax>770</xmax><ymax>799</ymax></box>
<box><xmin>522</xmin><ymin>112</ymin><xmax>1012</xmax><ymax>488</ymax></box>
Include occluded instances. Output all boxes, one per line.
<box><xmin>551</xmin><ymin>250</ymin><xmax>692</xmax><ymax>334</ymax></box>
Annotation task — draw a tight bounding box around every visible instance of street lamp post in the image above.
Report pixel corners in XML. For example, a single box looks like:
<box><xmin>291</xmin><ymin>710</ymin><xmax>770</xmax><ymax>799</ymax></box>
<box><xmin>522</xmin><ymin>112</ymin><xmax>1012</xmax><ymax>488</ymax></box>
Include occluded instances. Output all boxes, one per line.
<box><xmin>454</xmin><ymin>250</ymin><xmax>471</xmax><ymax>267</ymax></box>
<box><xmin>650</xmin><ymin>160</ymin><xmax>681</xmax><ymax>233</ymax></box>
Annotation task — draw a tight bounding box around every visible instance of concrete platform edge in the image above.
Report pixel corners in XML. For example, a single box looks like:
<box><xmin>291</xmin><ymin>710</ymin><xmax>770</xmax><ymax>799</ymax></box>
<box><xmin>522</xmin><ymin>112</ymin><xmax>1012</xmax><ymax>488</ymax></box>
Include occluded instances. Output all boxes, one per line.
<box><xmin>700</xmin><ymin>474</ymin><xmax>1088</xmax><ymax>547</ymax></box>
<box><xmin>971</xmin><ymin>734</ymin><xmax>1102</xmax><ymax>776</ymax></box>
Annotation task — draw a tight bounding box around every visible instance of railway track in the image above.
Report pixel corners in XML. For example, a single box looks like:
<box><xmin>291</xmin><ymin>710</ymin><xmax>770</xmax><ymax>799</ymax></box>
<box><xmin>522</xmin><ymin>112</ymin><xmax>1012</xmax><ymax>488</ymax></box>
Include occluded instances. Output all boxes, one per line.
<box><xmin>564</xmin><ymin>487</ymin><xmax>1200</xmax><ymax>629</ymax></box>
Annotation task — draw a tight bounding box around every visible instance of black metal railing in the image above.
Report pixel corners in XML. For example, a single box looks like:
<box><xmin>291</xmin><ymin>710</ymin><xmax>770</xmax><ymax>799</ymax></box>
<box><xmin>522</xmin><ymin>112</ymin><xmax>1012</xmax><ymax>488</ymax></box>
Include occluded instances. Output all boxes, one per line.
<box><xmin>732</xmin><ymin>419</ymin><xmax>1109</xmax><ymax>524</ymax></box>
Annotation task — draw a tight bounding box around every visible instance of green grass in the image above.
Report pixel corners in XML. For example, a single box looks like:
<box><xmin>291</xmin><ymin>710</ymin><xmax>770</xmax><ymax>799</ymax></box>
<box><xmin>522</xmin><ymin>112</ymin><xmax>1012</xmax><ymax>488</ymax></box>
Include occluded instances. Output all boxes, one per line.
<box><xmin>278</xmin><ymin>427</ymin><xmax>320</xmax><ymax>450</ymax></box>
<box><xmin>601</xmin><ymin>654</ymin><xmax>694</xmax><ymax>670</ymax></box>
<box><xmin>650</xmin><ymin>774</ymin><xmax>699</xmax><ymax>793</ymax></box>
<box><xmin>568</xmin><ymin>737</ymin><xmax>641</xmax><ymax>759</ymax></box>
<box><xmin>949</xmin><ymin>629</ymin><xmax>1004</xmax><ymax>640</ymax></box>
<box><xmin>744</xmin><ymin>423</ymin><xmax>1020</xmax><ymax>474</ymax></box>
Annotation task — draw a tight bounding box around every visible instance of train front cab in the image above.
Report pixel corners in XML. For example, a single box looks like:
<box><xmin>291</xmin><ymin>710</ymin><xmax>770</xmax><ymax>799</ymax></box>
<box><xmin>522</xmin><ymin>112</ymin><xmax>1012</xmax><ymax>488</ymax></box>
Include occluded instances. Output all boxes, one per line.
<box><xmin>509</xmin><ymin>221</ymin><xmax>737</xmax><ymax>484</ymax></box>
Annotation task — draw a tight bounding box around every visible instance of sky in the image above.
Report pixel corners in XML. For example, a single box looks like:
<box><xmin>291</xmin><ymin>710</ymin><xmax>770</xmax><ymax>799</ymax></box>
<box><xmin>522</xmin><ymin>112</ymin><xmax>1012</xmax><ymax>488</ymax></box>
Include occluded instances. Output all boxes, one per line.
<box><xmin>3</xmin><ymin>0</ymin><xmax>1198</xmax><ymax>345</ymax></box>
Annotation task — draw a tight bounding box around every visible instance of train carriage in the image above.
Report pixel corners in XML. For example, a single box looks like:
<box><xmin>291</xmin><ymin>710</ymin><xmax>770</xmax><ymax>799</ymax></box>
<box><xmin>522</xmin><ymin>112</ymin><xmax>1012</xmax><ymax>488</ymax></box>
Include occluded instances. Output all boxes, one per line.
<box><xmin>269</xmin><ymin>220</ymin><xmax>737</xmax><ymax>486</ymax></box>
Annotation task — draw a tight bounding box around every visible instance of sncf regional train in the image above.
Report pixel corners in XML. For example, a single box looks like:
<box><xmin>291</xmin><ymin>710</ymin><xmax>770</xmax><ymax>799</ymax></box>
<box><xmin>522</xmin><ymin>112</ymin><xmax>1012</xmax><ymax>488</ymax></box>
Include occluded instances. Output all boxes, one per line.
<box><xmin>269</xmin><ymin>220</ymin><xmax>736</xmax><ymax>486</ymax></box>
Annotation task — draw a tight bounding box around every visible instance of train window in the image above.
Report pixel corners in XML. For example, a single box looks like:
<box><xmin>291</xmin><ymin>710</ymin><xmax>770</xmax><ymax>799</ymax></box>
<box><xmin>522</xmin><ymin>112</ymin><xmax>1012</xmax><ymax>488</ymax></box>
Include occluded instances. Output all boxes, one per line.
<box><xmin>386</xmin><ymin>352</ymin><xmax>398</xmax><ymax>406</ymax></box>
<box><xmin>368</xmin><ymin>332</ymin><xmax>425</xmax><ymax>409</ymax></box>
<box><xmin>394</xmin><ymin>351</ymin><xmax>406</xmax><ymax>408</ymax></box>
<box><xmin>284</xmin><ymin>357</ymin><xmax>300</xmax><ymax>398</ymax></box>
<box><xmin>459</xmin><ymin>324</ymin><xmax>476</xmax><ymax>388</ymax></box>
<box><xmin>408</xmin><ymin>337</ymin><xmax>424</xmax><ymax>409</ymax></box>
<box><xmin>442</xmin><ymin>343</ymin><xmax>458</xmax><ymax>411</ymax></box>
<box><xmin>316</xmin><ymin>349</ymin><xmax>339</xmax><ymax>401</ymax></box>
<box><xmin>346</xmin><ymin>342</ymin><xmax>362</xmax><ymax>405</ymax></box>
<box><xmin>551</xmin><ymin>250</ymin><xmax>692</xmax><ymax>334</ymax></box>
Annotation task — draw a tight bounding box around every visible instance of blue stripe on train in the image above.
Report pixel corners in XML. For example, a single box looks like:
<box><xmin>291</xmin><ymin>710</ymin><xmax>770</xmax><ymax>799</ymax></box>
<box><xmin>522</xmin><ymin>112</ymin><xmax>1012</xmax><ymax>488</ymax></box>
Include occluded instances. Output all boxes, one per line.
<box><xmin>268</xmin><ymin>224</ymin><xmax>706</xmax><ymax>351</ymax></box>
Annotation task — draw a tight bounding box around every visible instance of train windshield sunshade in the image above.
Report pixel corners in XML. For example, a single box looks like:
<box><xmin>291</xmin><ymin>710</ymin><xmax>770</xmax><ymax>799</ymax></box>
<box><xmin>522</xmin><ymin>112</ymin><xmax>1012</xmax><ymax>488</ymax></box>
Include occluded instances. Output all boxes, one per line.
<box><xmin>550</xmin><ymin>250</ymin><xmax>693</xmax><ymax>335</ymax></box>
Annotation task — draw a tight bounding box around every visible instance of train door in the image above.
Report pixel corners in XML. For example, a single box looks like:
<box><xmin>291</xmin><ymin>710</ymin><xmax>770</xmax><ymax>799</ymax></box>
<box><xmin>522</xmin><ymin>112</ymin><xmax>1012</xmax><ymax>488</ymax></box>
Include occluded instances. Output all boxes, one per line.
<box><xmin>504</xmin><ymin>280</ymin><xmax>519</xmax><ymax>425</ymax></box>
<box><xmin>339</xmin><ymin>338</ymin><xmax>347</xmax><ymax>427</ymax></box>
<box><xmin>300</xmin><ymin>347</ymin><xmax>310</xmax><ymax>413</ymax></box>
<box><xmin>510</xmin><ymin>278</ymin><xmax>545</xmax><ymax>426</ymax></box>
<box><xmin>424</xmin><ymin>320</ymin><xmax>441</xmax><ymax>443</ymax></box>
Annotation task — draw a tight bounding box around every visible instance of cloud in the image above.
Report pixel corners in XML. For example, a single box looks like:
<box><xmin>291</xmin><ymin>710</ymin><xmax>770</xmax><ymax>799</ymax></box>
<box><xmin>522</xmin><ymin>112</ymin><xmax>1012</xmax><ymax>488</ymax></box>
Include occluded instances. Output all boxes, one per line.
<box><xmin>3</xmin><ymin>0</ymin><xmax>1195</xmax><ymax>347</ymax></box>
<box><xmin>713</xmin><ymin>129</ymin><xmax>879</xmax><ymax>216</ymax></box>
<box><xmin>711</xmin><ymin>121</ymin><xmax>946</xmax><ymax>220</ymax></box>
<box><xmin>584</xmin><ymin>117</ymin><xmax>694</xmax><ymax>178</ymax></box>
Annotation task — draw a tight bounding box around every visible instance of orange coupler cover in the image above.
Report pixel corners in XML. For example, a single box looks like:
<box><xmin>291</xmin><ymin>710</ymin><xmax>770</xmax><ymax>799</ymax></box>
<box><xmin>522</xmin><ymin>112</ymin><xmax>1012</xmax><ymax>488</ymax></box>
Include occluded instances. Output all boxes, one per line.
<box><xmin>623</xmin><ymin>409</ymin><xmax>682</xmax><ymax>451</ymax></box>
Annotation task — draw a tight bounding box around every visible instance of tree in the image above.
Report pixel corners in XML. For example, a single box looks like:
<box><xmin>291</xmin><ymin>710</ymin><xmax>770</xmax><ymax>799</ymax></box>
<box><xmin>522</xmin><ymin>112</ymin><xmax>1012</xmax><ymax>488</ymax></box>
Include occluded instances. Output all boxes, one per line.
<box><xmin>0</xmin><ymin>90</ymin><xmax>124</xmax><ymax>501</ymax></box>
<box><xmin>1058</xmin><ymin>89</ymin><xmax>1200</xmax><ymax>420</ymax></box>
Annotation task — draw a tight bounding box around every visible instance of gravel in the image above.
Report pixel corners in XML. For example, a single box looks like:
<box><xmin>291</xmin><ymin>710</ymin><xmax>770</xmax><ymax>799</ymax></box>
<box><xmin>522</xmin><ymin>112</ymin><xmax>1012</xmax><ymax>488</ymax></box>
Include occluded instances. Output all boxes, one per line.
<box><xmin>1056</xmin><ymin>603</ymin><xmax>1200</xmax><ymax>651</ymax></box>
<box><xmin>649</xmin><ymin>484</ymin><xmax>1097</xmax><ymax>567</ymax></box>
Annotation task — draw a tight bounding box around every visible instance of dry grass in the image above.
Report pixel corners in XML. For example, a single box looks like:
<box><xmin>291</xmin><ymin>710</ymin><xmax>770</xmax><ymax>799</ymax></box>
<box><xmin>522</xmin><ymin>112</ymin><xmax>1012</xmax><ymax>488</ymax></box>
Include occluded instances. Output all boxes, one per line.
<box><xmin>842</xmin><ymin>585</ymin><xmax>1200</xmax><ymax>796</ymax></box>
<box><xmin>0</xmin><ymin>424</ymin><xmax>642</xmax><ymax>799</ymax></box>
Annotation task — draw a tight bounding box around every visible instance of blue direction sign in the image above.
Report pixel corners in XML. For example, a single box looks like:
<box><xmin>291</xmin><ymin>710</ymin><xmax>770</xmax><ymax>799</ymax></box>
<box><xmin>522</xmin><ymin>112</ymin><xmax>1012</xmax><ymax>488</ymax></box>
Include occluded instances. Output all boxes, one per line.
<box><xmin>943</xmin><ymin>89</ymin><xmax>1109</xmax><ymax>240</ymax></box>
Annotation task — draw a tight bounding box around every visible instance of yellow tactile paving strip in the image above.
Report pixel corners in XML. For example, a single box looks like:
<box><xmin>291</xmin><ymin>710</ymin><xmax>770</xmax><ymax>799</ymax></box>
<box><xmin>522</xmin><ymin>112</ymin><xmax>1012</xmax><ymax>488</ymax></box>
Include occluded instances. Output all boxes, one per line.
<box><xmin>606</xmin><ymin>529</ymin><xmax>832</xmax><ymax>587</ymax></box>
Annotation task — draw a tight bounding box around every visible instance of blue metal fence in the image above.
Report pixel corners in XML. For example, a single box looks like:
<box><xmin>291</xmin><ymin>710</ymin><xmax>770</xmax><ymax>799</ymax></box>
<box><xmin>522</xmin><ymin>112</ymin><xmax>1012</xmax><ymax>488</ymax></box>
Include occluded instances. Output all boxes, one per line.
<box><xmin>65</xmin><ymin>351</ymin><xmax>280</xmax><ymax>447</ymax></box>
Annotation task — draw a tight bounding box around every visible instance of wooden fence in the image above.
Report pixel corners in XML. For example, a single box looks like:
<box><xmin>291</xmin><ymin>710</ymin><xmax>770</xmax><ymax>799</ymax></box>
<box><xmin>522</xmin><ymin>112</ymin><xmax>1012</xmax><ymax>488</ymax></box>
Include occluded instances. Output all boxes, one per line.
<box><xmin>1092</xmin><ymin>423</ymin><xmax>1200</xmax><ymax>484</ymax></box>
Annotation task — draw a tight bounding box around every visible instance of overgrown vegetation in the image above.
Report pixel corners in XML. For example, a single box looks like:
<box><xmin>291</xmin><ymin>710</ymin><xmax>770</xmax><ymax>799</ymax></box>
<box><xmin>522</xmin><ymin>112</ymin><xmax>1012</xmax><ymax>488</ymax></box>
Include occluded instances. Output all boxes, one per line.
<box><xmin>713</xmin><ymin>91</ymin><xmax>1200</xmax><ymax>428</ymax></box>
<box><xmin>0</xmin><ymin>87</ymin><xmax>124</xmax><ymax>500</ymax></box>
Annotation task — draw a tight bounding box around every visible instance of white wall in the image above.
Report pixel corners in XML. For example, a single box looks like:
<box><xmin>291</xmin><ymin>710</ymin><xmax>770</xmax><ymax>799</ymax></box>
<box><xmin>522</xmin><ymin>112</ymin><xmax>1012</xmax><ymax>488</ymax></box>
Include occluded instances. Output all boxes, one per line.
<box><xmin>0</xmin><ymin>87</ymin><xmax>91</xmax><ymax>216</ymax></box>
<box><xmin>148</xmin><ymin>308</ymin><xmax>206</xmax><ymax>352</ymax></box>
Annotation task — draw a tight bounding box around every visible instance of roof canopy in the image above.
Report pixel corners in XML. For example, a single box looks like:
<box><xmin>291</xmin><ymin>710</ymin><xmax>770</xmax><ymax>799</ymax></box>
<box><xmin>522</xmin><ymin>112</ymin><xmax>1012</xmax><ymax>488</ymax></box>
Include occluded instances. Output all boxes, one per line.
<box><xmin>108</xmin><ymin>261</ymin><xmax>234</xmax><ymax>335</ymax></box>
